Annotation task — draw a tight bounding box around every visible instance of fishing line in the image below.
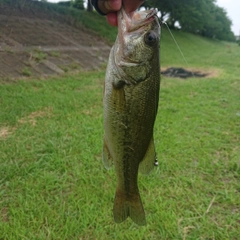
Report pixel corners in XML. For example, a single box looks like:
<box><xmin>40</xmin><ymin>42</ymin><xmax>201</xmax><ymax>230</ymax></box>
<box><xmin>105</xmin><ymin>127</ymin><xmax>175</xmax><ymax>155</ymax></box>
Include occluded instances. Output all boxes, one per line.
<box><xmin>162</xmin><ymin>21</ymin><xmax>195</xmax><ymax>78</ymax></box>
<box><xmin>162</xmin><ymin>21</ymin><xmax>189</xmax><ymax>67</ymax></box>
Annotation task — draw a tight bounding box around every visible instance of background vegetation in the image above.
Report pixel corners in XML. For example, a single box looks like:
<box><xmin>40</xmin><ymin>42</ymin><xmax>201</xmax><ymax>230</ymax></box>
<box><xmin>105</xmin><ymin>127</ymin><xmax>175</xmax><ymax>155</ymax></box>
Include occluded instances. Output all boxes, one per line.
<box><xmin>0</xmin><ymin>0</ymin><xmax>239</xmax><ymax>239</ymax></box>
<box><xmin>145</xmin><ymin>0</ymin><xmax>235</xmax><ymax>41</ymax></box>
<box><xmin>0</xmin><ymin>0</ymin><xmax>236</xmax><ymax>41</ymax></box>
<box><xmin>59</xmin><ymin>0</ymin><xmax>236</xmax><ymax>41</ymax></box>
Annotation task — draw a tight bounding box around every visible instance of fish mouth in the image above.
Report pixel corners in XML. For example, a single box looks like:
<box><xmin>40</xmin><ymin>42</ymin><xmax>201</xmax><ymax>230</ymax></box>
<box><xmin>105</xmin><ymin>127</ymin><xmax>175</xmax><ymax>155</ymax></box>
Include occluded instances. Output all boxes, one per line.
<box><xmin>121</xmin><ymin>8</ymin><xmax>159</xmax><ymax>33</ymax></box>
<box><xmin>114</xmin><ymin>8</ymin><xmax>160</xmax><ymax>84</ymax></box>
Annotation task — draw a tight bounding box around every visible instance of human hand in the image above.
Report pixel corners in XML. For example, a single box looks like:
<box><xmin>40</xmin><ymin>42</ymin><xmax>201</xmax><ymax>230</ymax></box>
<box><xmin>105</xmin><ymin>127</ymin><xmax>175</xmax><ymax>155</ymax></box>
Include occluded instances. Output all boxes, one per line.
<box><xmin>97</xmin><ymin>0</ymin><xmax>145</xmax><ymax>26</ymax></box>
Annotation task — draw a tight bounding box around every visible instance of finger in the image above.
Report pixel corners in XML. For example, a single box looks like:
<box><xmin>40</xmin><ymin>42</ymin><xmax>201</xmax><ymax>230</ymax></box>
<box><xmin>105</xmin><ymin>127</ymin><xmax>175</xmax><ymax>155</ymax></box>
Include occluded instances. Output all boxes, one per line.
<box><xmin>123</xmin><ymin>0</ymin><xmax>145</xmax><ymax>13</ymax></box>
<box><xmin>106</xmin><ymin>13</ymin><xmax>118</xmax><ymax>26</ymax></box>
<box><xmin>98</xmin><ymin>0</ymin><xmax>121</xmax><ymax>15</ymax></box>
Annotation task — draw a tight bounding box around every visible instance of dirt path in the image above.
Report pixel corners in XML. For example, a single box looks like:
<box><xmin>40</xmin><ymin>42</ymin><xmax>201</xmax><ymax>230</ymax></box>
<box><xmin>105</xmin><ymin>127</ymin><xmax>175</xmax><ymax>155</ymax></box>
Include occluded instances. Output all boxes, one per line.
<box><xmin>0</xmin><ymin>6</ymin><xmax>111</xmax><ymax>80</ymax></box>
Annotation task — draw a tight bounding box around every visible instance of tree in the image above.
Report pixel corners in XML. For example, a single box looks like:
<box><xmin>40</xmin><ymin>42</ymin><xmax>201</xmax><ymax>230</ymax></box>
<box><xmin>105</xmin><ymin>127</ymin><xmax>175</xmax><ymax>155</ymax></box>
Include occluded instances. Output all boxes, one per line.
<box><xmin>73</xmin><ymin>0</ymin><xmax>84</xmax><ymax>10</ymax></box>
<box><xmin>200</xmin><ymin>4</ymin><xmax>235</xmax><ymax>41</ymax></box>
<box><xmin>87</xmin><ymin>0</ymin><xmax>93</xmax><ymax>12</ymax></box>
<box><xmin>58</xmin><ymin>0</ymin><xmax>84</xmax><ymax>10</ymax></box>
<box><xmin>143</xmin><ymin>0</ymin><xmax>235</xmax><ymax>41</ymax></box>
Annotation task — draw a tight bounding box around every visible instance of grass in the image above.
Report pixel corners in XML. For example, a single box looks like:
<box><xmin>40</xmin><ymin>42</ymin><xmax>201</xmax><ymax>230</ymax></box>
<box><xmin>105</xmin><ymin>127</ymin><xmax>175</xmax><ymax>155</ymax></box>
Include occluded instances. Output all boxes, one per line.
<box><xmin>21</xmin><ymin>67</ymin><xmax>31</xmax><ymax>77</ymax></box>
<box><xmin>0</xmin><ymin>4</ymin><xmax>240</xmax><ymax>240</ymax></box>
<box><xmin>31</xmin><ymin>49</ymin><xmax>48</xmax><ymax>62</ymax></box>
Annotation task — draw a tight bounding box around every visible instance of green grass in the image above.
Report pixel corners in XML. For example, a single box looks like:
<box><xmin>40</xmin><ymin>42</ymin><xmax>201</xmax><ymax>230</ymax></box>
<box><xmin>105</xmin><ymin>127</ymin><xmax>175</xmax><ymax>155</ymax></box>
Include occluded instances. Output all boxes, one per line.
<box><xmin>1</xmin><ymin>9</ymin><xmax>240</xmax><ymax>240</ymax></box>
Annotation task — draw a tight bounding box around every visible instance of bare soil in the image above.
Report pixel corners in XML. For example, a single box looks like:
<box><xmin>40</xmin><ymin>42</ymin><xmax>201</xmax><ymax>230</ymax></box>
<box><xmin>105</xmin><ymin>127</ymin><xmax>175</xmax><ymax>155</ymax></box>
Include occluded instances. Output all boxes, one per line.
<box><xmin>0</xmin><ymin>2</ymin><xmax>111</xmax><ymax>80</ymax></box>
<box><xmin>161</xmin><ymin>67</ymin><xmax>208</xmax><ymax>79</ymax></box>
<box><xmin>161</xmin><ymin>66</ymin><xmax>220</xmax><ymax>79</ymax></box>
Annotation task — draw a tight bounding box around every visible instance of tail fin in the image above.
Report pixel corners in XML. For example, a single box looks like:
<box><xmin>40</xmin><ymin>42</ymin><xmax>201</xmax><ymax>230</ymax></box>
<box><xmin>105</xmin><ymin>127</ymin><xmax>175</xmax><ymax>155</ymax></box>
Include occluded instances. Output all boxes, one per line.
<box><xmin>113</xmin><ymin>188</ymin><xmax>146</xmax><ymax>226</ymax></box>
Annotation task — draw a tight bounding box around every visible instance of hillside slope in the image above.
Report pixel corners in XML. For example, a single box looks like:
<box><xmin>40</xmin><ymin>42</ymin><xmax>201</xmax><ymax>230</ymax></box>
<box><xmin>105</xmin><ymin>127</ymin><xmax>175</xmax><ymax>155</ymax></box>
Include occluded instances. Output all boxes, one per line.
<box><xmin>0</xmin><ymin>0</ymin><xmax>239</xmax><ymax>80</ymax></box>
<box><xmin>0</xmin><ymin>0</ymin><xmax>111</xmax><ymax>80</ymax></box>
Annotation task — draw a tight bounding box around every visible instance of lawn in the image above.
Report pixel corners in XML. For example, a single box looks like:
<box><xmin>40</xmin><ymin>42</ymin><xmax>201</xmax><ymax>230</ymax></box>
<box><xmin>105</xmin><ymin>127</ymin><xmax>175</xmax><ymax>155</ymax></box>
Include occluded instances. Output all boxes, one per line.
<box><xmin>0</xmin><ymin>27</ymin><xmax>240</xmax><ymax>239</ymax></box>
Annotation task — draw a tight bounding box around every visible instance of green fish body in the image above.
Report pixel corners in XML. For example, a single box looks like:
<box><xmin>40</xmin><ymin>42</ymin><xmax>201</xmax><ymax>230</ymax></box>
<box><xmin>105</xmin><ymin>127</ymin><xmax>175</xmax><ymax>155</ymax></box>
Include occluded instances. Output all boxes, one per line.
<box><xmin>103</xmin><ymin>8</ymin><xmax>161</xmax><ymax>226</ymax></box>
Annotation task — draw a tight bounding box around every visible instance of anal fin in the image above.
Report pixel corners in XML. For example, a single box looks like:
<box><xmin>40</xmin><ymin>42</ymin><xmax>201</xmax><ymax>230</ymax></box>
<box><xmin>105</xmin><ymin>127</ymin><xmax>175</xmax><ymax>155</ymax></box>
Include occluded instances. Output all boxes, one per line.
<box><xmin>139</xmin><ymin>137</ymin><xmax>157</xmax><ymax>175</ymax></box>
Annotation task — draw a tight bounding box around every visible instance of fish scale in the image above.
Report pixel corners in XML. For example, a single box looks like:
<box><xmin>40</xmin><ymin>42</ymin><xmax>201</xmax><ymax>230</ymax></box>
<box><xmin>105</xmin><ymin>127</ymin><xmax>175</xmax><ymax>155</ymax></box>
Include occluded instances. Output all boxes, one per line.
<box><xmin>103</xmin><ymin>7</ymin><xmax>160</xmax><ymax>226</ymax></box>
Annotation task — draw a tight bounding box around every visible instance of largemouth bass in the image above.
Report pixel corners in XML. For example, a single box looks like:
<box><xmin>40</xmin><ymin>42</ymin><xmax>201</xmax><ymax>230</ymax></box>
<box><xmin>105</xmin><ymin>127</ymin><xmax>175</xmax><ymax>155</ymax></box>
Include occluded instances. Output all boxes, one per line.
<box><xmin>103</xmin><ymin>7</ymin><xmax>160</xmax><ymax>226</ymax></box>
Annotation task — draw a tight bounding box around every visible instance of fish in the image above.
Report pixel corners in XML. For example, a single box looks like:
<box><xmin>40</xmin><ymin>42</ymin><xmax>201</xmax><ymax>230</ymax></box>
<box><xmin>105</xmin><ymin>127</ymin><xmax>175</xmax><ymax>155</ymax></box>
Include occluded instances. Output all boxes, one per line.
<box><xmin>103</xmin><ymin>7</ymin><xmax>161</xmax><ymax>226</ymax></box>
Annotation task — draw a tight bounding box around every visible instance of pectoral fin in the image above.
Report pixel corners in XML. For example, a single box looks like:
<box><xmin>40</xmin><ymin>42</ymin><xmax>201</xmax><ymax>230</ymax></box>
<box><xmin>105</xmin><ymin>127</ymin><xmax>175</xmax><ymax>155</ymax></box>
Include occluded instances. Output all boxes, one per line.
<box><xmin>139</xmin><ymin>138</ymin><xmax>156</xmax><ymax>175</ymax></box>
<box><xmin>102</xmin><ymin>137</ymin><xmax>113</xmax><ymax>169</ymax></box>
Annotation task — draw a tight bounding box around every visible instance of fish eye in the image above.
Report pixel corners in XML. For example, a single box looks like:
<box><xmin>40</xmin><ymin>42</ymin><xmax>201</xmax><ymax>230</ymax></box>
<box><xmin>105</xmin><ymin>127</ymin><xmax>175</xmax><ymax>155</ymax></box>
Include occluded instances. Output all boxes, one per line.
<box><xmin>144</xmin><ymin>31</ymin><xmax>157</xmax><ymax>46</ymax></box>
